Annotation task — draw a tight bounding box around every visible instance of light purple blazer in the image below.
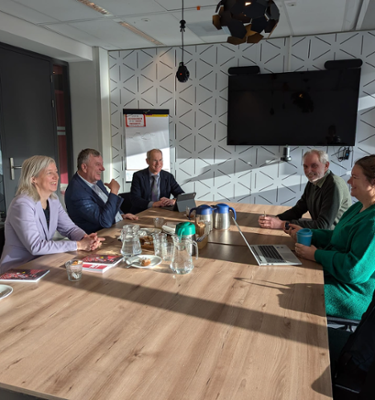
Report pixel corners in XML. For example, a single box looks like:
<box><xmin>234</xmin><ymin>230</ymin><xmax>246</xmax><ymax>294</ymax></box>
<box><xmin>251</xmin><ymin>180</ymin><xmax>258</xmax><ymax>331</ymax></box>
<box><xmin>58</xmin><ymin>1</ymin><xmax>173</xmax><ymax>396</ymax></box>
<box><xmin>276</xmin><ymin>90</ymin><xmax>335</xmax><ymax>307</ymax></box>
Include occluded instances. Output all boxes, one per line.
<box><xmin>0</xmin><ymin>195</ymin><xmax>86</xmax><ymax>273</ymax></box>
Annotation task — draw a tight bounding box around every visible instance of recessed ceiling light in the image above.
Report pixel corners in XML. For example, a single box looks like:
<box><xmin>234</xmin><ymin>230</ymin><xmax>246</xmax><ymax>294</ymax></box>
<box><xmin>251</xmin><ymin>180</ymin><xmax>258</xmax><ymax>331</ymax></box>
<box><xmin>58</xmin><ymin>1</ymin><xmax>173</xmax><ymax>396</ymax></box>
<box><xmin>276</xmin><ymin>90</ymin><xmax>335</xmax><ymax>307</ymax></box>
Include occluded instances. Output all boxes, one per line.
<box><xmin>76</xmin><ymin>0</ymin><xmax>112</xmax><ymax>16</ymax></box>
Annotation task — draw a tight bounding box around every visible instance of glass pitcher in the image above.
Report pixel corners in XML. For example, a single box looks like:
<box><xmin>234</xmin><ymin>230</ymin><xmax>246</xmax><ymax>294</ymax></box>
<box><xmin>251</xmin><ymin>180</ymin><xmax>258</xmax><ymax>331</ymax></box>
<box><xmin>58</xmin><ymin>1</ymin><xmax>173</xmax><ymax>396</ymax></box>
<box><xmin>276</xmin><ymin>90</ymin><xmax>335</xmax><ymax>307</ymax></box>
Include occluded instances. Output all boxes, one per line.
<box><xmin>121</xmin><ymin>225</ymin><xmax>142</xmax><ymax>257</ymax></box>
<box><xmin>170</xmin><ymin>234</ymin><xmax>198</xmax><ymax>274</ymax></box>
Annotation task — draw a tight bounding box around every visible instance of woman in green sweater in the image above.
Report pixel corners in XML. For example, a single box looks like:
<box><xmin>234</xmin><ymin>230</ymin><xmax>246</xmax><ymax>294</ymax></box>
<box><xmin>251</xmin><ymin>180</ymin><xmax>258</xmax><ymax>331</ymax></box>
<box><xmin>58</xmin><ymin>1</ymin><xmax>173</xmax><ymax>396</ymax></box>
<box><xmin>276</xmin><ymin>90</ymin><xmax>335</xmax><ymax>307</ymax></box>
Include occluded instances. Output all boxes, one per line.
<box><xmin>288</xmin><ymin>155</ymin><xmax>375</xmax><ymax>320</ymax></box>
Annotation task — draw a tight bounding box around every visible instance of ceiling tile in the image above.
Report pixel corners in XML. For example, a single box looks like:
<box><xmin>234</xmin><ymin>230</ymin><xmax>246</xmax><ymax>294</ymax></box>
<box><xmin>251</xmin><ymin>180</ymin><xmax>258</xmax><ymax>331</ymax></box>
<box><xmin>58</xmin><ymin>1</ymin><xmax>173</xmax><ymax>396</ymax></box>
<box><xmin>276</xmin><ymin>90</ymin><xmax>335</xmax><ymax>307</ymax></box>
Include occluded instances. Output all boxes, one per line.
<box><xmin>0</xmin><ymin>0</ymin><xmax>58</xmax><ymax>24</ymax></box>
<box><xmin>156</xmin><ymin>0</ymin><xmax>214</xmax><ymax>11</ymax></box>
<box><xmin>98</xmin><ymin>0</ymin><xmax>166</xmax><ymax>15</ymax></box>
<box><xmin>285</xmin><ymin>0</ymin><xmax>347</xmax><ymax>36</ymax></box>
<box><xmin>69</xmin><ymin>18</ymin><xmax>156</xmax><ymax>49</ymax></box>
<box><xmin>14</xmin><ymin>0</ymin><xmax>102</xmax><ymax>22</ymax></box>
<box><xmin>123</xmin><ymin>13</ymin><xmax>204</xmax><ymax>46</ymax></box>
<box><xmin>45</xmin><ymin>23</ymin><xmax>114</xmax><ymax>49</ymax></box>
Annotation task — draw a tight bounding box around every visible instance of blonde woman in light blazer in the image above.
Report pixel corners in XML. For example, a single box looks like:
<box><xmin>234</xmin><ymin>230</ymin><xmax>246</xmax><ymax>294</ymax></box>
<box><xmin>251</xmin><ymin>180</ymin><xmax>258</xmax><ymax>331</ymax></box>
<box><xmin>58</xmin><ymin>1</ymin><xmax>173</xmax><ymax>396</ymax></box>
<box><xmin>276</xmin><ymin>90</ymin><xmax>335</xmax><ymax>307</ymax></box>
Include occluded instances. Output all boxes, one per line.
<box><xmin>0</xmin><ymin>156</ymin><xmax>103</xmax><ymax>273</ymax></box>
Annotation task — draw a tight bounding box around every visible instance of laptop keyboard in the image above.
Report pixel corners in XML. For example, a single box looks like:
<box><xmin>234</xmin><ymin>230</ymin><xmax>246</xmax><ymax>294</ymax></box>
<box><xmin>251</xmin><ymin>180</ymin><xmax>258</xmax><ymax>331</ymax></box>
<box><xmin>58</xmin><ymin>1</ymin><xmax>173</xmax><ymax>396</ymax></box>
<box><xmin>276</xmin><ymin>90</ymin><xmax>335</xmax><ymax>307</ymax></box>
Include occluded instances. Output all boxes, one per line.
<box><xmin>258</xmin><ymin>245</ymin><xmax>284</xmax><ymax>262</ymax></box>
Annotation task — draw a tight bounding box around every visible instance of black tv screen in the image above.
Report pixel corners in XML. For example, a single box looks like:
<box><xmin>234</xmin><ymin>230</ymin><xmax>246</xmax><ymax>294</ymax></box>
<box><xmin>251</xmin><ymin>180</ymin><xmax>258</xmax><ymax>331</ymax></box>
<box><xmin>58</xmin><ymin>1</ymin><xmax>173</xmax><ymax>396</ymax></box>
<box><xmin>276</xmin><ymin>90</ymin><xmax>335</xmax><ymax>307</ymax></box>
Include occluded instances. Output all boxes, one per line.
<box><xmin>227</xmin><ymin>68</ymin><xmax>361</xmax><ymax>146</ymax></box>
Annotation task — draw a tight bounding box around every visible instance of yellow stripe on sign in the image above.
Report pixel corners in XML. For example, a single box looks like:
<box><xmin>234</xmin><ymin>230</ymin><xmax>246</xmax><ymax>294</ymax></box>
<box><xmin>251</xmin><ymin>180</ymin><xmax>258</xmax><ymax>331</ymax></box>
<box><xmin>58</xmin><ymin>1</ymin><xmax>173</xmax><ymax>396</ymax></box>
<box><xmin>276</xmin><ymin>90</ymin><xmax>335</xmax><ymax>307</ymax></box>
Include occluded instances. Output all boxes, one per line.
<box><xmin>146</xmin><ymin>114</ymin><xmax>168</xmax><ymax>117</ymax></box>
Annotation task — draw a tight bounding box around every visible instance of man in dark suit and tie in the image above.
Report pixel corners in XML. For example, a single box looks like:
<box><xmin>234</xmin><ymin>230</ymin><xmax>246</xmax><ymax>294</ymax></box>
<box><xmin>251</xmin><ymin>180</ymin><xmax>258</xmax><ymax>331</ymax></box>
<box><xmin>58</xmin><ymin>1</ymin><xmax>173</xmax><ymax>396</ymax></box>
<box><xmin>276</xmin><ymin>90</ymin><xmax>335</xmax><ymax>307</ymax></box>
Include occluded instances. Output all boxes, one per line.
<box><xmin>65</xmin><ymin>149</ymin><xmax>138</xmax><ymax>234</ymax></box>
<box><xmin>130</xmin><ymin>149</ymin><xmax>184</xmax><ymax>214</ymax></box>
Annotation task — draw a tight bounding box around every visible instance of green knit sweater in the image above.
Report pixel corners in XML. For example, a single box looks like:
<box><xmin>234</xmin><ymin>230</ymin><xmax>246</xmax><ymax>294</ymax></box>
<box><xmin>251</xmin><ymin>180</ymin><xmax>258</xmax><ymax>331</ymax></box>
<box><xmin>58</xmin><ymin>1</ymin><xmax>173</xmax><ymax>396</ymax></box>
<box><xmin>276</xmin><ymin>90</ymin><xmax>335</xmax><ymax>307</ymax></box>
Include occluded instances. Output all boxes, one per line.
<box><xmin>313</xmin><ymin>201</ymin><xmax>375</xmax><ymax>320</ymax></box>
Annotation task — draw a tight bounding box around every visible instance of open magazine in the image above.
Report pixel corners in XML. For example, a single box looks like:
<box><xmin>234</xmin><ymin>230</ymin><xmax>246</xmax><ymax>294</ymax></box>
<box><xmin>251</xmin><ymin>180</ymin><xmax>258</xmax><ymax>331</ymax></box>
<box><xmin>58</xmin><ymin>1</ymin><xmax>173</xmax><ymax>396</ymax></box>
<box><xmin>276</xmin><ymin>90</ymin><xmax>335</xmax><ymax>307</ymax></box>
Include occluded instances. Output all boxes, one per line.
<box><xmin>0</xmin><ymin>269</ymin><xmax>50</xmax><ymax>282</ymax></box>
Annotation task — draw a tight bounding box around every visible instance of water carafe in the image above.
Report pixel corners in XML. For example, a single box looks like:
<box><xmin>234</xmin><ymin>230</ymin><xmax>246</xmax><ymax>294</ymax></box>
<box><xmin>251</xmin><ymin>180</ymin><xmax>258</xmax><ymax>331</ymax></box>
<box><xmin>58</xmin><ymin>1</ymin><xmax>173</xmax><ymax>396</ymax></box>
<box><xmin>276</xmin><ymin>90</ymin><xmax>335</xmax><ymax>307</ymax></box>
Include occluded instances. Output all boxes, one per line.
<box><xmin>170</xmin><ymin>234</ymin><xmax>198</xmax><ymax>274</ymax></box>
<box><xmin>121</xmin><ymin>226</ymin><xmax>142</xmax><ymax>257</ymax></box>
<box><xmin>188</xmin><ymin>205</ymin><xmax>213</xmax><ymax>232</ymax></box>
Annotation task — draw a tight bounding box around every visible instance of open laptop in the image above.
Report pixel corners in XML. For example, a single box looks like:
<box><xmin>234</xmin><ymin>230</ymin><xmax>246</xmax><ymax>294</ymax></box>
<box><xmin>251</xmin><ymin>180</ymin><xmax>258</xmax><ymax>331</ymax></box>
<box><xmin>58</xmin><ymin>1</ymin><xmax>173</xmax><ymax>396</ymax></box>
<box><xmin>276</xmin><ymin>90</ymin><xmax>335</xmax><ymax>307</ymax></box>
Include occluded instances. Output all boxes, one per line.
<box><xmin>232</xmin><ymin>217</ymin><xmax>302</xmax><ymax>266</ymax></box>
<box><xmin>162</xmin><ymin>192</ymin><xmax>196</xmax><ymax>212</ymax></box>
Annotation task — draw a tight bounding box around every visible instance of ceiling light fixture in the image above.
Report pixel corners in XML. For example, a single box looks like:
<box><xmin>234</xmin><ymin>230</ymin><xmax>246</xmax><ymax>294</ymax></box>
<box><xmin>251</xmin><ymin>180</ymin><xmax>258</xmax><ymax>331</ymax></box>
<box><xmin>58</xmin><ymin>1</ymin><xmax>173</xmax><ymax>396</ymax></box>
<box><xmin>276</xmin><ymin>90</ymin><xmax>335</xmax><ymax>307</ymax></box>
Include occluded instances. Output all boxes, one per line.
<box><xmin>76</xmin><ymin>0</ymin><xmax>112</xmax><ymax>16</ymax></box>
<box><xmin>212</xmin><ymin>0</ymin><xmax>280</xmax><ymax>45</ymax></box>
<box><xmin>118</xmin><ymin>22</ymin><xmax>164</xmax><ymax>46</ymax></box>
<box><xmin>176</xmin><ymin>0</ymin><xmax>190</xmax><ymax>83</ymax></box>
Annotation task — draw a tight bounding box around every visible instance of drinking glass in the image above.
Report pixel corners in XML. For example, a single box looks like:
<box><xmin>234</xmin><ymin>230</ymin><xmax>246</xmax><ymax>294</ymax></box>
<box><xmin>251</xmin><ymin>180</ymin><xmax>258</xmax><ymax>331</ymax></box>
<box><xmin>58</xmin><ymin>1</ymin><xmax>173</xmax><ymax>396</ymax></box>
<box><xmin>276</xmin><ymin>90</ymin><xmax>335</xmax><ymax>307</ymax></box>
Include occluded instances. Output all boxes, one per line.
<box><xmin>154</xmin><ymin>218</ymin><xmax>165</xmax><ymax>229</ymax></box>
<box><xmin>65</xmin><ymin>259</ymin><xmax>83</xmax><ymax>281</ymax></box>
<box><xmin>162</xmin><ymin>242</ymin><xmax>174</xmax><ymax>262</ymax></box>
<box><xmin>152</xmin><ymin>232</ymin><xmax>167</xmax><ymax>257</ymax></box>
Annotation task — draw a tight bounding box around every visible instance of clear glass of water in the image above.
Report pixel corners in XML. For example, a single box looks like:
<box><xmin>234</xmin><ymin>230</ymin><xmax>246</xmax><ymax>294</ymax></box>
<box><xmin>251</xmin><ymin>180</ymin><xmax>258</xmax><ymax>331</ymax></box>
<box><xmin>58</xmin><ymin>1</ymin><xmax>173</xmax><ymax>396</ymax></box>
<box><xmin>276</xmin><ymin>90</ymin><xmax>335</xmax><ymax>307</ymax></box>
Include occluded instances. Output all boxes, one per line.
<box><xmin>132</xmin><ymin>234</ymin><xmax>142</xmax><ymax>255</ymax></box>
<box><xmin>162</xmin><ymin>242</ymin><xmax>174</xmax><ymax>261</ymax></box>
<box><xmin>152</xmin><ymin>233</ymin><xmax>167</xmax><ymax>257</ymax></box>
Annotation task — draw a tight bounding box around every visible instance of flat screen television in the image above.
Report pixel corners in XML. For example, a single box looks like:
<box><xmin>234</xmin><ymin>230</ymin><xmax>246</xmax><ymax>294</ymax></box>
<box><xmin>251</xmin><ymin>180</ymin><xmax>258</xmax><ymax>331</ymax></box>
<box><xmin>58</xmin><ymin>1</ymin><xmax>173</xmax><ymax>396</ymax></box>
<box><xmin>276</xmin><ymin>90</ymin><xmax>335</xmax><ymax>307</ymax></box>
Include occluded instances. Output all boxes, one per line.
<box><xmin>227</xmin><ymin>68</ymin><xmax>361</xmax><ymax>146</ymax></box>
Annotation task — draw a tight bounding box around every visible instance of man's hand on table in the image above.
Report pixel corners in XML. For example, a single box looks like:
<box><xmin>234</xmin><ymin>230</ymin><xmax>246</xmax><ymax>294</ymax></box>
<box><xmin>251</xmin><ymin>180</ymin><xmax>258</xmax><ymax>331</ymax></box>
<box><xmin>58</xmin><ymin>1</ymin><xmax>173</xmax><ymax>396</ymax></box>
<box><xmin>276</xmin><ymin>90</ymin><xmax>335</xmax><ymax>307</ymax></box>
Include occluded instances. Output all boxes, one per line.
<box><xmin>122</xmin><ymin>213</ymin><xmax>138</xmax><ymax>221</ymax></box>
<box><xmin>152</xmin><ymin>198</ymin><xmax>175</xmax><ymax>207</ymax></box>
<box><xmin>258</xmin><ymin>215</ymin><xmax>285</xmax><ymax>229</ymax></box>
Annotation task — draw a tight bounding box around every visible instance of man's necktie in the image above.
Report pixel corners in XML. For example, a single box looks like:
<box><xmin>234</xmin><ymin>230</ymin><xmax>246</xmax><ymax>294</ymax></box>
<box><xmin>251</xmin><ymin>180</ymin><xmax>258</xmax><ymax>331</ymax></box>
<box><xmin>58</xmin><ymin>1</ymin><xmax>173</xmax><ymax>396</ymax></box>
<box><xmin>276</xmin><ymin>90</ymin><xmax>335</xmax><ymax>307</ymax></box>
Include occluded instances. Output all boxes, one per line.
<box><xmin>151</xmin><ymin>175</ymin><xmax>158</xmax><ymax>202</ymax></box>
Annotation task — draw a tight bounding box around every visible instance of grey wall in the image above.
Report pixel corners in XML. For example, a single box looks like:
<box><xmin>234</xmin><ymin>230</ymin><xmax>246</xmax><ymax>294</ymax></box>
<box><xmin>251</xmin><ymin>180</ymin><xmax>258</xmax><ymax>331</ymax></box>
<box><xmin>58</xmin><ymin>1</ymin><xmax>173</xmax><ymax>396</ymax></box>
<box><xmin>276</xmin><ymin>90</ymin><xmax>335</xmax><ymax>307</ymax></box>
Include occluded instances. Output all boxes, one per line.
<box><xmin>70</xmin><ymin>58</ymin><xmax>101</xmax><ymax>167</ymax></box>
<box><xmin>69</xmin><ymin>47</ymin><xmax>112</xmax><ymax>183</ymax></box>
<box><xmin>108</xmin><ymin>31</ymin><xmax>375</xmax><ymax>206</ymax></box>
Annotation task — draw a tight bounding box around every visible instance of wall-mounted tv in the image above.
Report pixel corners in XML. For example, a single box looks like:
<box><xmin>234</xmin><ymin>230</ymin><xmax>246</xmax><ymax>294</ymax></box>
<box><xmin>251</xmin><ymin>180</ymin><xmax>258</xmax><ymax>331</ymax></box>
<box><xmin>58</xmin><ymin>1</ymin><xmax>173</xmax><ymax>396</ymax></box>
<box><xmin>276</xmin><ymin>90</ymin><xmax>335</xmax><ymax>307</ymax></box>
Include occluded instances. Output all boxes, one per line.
<box><xmin>227</xmin><ymin>68</ymin><xmax>361</xmax><ymax>146</ymax></box>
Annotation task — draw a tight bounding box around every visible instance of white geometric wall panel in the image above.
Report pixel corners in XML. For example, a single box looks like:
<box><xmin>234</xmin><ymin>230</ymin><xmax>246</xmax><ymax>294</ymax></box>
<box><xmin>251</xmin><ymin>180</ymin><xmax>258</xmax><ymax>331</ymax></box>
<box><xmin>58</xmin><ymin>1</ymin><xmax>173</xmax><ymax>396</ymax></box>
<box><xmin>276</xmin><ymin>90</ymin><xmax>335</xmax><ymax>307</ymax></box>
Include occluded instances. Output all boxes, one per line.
<box><xmin>109</xmin><ymin>31</ymin><xmax>375</xmax><ymax>206</ymax></box>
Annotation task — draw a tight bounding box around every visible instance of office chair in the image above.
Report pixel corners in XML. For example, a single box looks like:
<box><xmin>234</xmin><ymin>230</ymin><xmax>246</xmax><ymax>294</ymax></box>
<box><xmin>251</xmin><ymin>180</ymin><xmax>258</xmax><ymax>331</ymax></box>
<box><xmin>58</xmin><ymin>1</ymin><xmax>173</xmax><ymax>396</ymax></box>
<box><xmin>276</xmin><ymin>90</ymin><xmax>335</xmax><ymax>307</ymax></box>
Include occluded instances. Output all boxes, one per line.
<box><xmin>327</xmin><ymin>315</ymin><xmax>360</xmax><ymax>333</ymax></box>
<box><xmin>119</xmin><ymin>192</ymin><xmax>132</xmax><ymax>214</ymax></box>
<box><xmin>331</xmin><ymin>292</ymin><xmax>375</xmax><ymax>400</ymax></box>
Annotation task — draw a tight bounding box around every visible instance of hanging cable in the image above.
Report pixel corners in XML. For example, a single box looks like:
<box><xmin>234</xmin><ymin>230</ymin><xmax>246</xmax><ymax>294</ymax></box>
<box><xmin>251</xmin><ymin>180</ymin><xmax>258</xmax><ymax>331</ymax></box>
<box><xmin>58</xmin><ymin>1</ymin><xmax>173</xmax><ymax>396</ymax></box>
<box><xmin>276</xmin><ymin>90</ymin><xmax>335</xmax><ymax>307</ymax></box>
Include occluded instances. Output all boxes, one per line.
<box><xmin>176</xmin><ymin>0</ymin><xmax>189</xmax><ymax>83</ymax></box>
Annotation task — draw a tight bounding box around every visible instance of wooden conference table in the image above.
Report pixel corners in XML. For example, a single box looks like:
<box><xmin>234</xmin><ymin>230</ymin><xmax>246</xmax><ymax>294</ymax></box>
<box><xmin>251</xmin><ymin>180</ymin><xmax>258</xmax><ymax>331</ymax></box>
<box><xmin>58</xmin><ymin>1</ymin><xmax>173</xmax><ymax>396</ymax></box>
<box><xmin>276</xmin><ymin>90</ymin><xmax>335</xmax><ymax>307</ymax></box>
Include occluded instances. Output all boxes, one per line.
<box><xmin>0</xmin><ymin>203</ymin><xmax>332</xmax><ymax>400</ymax></box>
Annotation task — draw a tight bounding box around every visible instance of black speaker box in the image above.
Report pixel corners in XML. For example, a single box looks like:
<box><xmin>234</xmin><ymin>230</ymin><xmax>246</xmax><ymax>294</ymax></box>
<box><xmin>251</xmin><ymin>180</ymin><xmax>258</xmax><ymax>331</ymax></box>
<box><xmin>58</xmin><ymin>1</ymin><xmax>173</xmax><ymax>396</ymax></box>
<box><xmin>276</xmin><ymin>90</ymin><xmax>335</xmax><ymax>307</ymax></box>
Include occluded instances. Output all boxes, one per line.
<box><xmin>228</xmin><ymin>66</ymin><xmax>260</xmax><ymax>75</ymax></box>
<box><xmin>324</xmin><ymin>59</ymin><xmax>362</xmax><ymax>70</ymax></box>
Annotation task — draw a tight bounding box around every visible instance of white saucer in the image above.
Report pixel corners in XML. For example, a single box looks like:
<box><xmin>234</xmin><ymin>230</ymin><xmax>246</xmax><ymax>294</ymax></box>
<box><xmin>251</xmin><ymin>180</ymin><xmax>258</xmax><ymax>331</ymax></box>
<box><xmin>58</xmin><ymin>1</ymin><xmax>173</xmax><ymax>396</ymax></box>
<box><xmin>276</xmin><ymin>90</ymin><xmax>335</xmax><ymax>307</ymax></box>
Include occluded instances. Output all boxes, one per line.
<box><xmin>0</xmin><ymin>284</ymin><xmax>13</xmax><ymax>299</ymax></box>
<box><xmin>126</xmin><ymin>255</ymin><xmax>162</xmax><ymax>269</ymax></box>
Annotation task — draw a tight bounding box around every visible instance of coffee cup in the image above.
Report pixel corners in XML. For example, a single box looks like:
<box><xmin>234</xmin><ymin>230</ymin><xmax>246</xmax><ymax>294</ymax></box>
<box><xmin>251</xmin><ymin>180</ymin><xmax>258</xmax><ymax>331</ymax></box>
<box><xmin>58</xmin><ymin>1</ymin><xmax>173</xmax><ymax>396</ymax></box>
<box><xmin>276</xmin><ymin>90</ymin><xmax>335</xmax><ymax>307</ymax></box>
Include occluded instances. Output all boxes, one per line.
<box><xmin>296</xmin><ymin>228</ymin><xmax>312</xmax><ymax>246</ymax></box>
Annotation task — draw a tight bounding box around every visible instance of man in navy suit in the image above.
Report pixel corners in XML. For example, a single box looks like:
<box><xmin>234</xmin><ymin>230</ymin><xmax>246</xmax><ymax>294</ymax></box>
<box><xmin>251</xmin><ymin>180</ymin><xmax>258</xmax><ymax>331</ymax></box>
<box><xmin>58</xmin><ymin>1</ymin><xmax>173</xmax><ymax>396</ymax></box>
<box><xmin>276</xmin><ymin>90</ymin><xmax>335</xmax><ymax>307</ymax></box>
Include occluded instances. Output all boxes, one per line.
<box><xmin>65</xmin><ymin>149</ymin><xmax>138</xmax><ymax>234</ymax></box>
<box><xmin>130</xmin><ymin>149</ymin><xmax>184</xmax><ymax>214</ymax></box>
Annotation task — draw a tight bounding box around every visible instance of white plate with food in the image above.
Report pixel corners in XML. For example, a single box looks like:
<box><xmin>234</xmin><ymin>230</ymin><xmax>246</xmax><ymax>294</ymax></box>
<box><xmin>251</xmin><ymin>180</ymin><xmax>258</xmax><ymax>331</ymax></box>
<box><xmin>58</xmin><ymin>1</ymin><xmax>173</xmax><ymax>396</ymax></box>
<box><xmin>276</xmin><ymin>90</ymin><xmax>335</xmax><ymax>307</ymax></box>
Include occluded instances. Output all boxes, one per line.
<box><xmin>0</xmin><ymin>284</ymin><xmax>13</xmax><ymax>300</ymax></box>
<box><xmin>126</xmin><ymin>255</ymin><xmax>162</xmax><ymax>269</ymax></box>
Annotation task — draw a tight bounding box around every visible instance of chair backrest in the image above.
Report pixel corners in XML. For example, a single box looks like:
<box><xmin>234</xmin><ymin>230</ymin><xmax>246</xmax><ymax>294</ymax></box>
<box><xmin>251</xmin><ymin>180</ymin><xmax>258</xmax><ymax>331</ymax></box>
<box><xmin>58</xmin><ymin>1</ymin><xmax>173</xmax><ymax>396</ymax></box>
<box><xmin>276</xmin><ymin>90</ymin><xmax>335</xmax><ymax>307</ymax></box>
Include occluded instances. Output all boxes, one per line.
<box><xmin>333</xmin><ymin>291</ymin><xmax>375</xmax><ymax>398</ymax></box>
<box><xmin>119</xmin><ymin>192</ymin><xmax>132</xmax><ymax>214</ymax></box>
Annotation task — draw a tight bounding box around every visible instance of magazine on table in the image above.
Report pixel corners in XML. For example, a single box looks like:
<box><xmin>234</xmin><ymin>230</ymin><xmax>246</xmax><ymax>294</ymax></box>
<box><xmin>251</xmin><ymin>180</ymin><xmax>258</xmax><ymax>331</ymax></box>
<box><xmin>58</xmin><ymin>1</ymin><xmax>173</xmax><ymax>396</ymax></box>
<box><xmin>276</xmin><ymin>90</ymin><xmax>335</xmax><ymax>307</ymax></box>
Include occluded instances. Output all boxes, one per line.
<box><xmin>81</xmin><ymin>254</ymin><xmax>124</xmax><ymax>273</ymax></box>
<box><xmin>0</xmin><ymin>269</ymin><xmax>50</xmax><ymax>282</ymax></box>
<box><xmin>80</xmin><ymin>254</ymin><xmax>123</xmax><ymax>265</ymax></box>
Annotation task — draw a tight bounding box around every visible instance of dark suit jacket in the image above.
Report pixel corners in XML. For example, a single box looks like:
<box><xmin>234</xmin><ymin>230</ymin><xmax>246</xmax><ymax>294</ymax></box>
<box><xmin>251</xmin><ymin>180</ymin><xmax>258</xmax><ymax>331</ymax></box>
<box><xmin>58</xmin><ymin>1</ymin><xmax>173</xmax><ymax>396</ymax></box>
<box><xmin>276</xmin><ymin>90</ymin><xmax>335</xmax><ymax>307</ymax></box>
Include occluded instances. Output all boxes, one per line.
<box><xmin>65</xmin><ymin>173</ymin><xmax>123</xmax><ymax>234</ymax></box>
<box><xmin>130</xmin><ymin>168</ymin><xmax>184</xmax><ymax>214</ymax></box>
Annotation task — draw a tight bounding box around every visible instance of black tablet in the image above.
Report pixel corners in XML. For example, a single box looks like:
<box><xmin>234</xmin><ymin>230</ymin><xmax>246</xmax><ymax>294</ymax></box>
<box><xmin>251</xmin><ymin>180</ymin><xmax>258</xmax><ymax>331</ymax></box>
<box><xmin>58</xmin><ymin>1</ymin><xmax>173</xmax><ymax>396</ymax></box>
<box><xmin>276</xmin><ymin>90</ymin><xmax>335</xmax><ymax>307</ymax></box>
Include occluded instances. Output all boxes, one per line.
<box><xmin>162</xmin><ymin>192</ymin><xmax>196</xmax><ymax>212</ymax></box>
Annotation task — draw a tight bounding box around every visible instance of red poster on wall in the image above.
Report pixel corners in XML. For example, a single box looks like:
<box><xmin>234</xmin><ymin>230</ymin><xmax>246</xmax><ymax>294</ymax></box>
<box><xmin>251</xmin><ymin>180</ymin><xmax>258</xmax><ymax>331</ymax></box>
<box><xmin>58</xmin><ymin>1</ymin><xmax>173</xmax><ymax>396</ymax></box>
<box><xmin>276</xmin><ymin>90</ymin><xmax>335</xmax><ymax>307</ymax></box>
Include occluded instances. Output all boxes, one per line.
<box><xmin>125</xmin><ymin>114</ymin><xmax>146</xmax><ymax>127</ymax></box>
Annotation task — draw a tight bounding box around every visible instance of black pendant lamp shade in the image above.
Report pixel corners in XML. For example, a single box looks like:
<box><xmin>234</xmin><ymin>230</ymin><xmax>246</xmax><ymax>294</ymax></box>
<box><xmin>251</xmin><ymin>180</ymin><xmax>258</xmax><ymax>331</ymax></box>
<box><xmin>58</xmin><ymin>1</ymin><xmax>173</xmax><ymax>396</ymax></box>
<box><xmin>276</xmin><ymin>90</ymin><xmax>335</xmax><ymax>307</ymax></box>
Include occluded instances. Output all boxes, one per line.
<box><xmin>213</xmin><ymin>0</ymin><xmax>280</xmax><ymax>45</ymax></box>
<box><xmin>176</xmin><ymin>0</ymin><xmax>189</xmax><ymax>83</ymax></box>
